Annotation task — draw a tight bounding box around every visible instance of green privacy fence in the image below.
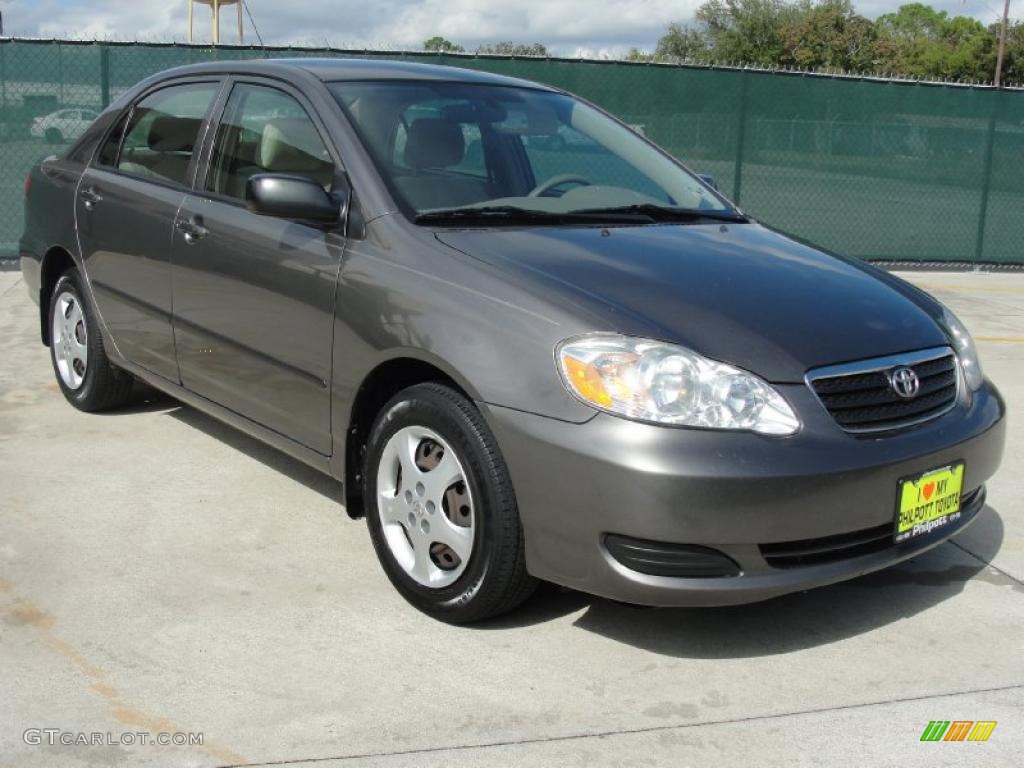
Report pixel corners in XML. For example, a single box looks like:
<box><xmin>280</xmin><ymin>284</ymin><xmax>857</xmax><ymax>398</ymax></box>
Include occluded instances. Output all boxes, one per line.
<box><xmin>1</xmin><ymin>38</ymin><xmax>1022</xmax><ymax>263</ymax></box>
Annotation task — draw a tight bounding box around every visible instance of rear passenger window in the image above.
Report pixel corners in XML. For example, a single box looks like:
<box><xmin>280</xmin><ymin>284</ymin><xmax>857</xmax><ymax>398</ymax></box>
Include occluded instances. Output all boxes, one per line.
<box><xmin>206</xmin><ymin>84</ymin><xmax>335</xmax><ymax>200</ymax></box>
<box><xmin>113</xmin><ymin>83</ymin><xmax>218</xmax><ymax>186</ymax></box>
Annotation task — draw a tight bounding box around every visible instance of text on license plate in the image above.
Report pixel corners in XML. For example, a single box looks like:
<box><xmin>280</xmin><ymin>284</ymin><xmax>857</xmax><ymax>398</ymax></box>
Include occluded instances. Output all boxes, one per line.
<box><xmin>895</xmin><ymin>462</ymin><xmax>965</xmax><ymax>543</ymax></box>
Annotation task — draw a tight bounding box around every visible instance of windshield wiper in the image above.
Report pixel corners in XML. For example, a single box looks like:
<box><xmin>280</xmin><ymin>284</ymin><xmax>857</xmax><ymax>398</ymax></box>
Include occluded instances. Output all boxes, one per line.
<box><xmin>573</xmin><ymin>204</ymin><xmax>748</xmax><ymax>223</ymax></box>
<box><xmin>415</xmin><ymin>205</ymin><xmax>654</xmax><ymax>226</ymax></box>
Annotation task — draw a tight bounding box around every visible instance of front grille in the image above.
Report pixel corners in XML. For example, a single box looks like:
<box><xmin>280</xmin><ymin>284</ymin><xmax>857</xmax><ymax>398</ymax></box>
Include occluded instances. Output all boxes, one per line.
<box><xmin>760</xmin><ymin>487</ymin><xmax>984</xmax><ymax>569</ymax></box>
<box><xmin>808</xmin><ymin>347</ymin><xmax>959</xmax><ymax>433</ymax></box>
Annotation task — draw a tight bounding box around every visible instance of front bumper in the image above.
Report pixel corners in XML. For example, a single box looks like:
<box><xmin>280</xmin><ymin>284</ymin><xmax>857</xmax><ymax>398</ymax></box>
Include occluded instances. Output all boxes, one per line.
<box><xmin>484</xmin><ymin>379</ymin><xmax>1005</xmax><ymax>607</ymax></box>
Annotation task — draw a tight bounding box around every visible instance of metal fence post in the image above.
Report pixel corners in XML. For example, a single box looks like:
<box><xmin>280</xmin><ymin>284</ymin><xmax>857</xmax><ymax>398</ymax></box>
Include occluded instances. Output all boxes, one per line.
<box><xmin>732</xmin><ymin>68</ymin><xmax>750</xmax><ymax>205</ymax></box>
<box><xmin>100</xmin><ymin>44</ymin><xmax>111</xmax><ymax>109</ymax></box>
<box><xmin>973</xmin><ymin>92</ymin><xmax>999</xmax><ymax>265</ymax></box>
<box><xmin>1</xmin><ymin>42</ymin><xmax>7</xmax><ymax>113</ymax></box>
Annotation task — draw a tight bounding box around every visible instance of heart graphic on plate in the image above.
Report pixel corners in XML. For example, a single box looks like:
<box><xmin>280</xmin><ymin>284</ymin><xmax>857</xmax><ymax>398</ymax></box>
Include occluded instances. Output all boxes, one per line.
<box><xmin>922</xmin><ymin>482</ymin><xmax>936</xmax><ymax>501</ymax></box>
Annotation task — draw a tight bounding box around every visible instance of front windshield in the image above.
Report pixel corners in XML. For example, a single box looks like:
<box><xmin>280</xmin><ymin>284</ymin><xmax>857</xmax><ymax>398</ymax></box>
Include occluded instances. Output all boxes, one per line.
<box><xmin>329</xmin><ymin>80</ymin><xmax>731</xmax><ymax>219</ymax></box>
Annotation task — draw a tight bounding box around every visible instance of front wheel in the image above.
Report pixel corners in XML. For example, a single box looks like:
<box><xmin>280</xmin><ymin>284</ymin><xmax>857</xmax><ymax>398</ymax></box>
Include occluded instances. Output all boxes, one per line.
<box><xmin>364</xmin><ymin>383</ymin><xmax>536</xmax><ymax>623</ymax></box>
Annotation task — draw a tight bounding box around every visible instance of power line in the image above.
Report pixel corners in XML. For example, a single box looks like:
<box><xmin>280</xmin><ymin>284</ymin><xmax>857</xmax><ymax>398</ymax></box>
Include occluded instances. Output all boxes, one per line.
<box><xmin>241</xmin><ymin>0</ymin><xmax>267</xmax><ymax>54</ymax></box>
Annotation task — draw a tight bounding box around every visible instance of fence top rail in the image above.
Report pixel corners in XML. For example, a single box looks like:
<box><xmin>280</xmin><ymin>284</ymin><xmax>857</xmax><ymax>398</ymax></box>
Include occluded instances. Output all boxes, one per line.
<box><xmin>1</xmin><ymin>36</ymin><xmax>1021</xmax><ymax>92</ymax></box>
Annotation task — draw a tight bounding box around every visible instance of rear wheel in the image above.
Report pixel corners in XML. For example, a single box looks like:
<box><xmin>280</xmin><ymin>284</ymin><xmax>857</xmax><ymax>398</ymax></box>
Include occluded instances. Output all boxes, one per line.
<box><xmin>49</xmin><ymin>269</ymin><xmax>133</xmax><ymax>412</ymax></box>
<box><xmin>364</xmin><ymin>383</ymin><xmax>536</xmax><ymax>623</ymax></box>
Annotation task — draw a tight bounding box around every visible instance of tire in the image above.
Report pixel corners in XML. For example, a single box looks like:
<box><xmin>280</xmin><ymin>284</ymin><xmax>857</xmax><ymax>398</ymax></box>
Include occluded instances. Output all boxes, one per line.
<box><xmin>44</xmin><ymin>127</ymin><xmax>63</xmax><ymax>144</ymax></box>
<box><xmin>48</xmin><ymin>268</ymin><xmax>134</xmax><ymax>412</ymax></box>
<box><xmin>364</xmin><ymin>383</ymin><xmax>537</xmax><ymax>623</ymax></box>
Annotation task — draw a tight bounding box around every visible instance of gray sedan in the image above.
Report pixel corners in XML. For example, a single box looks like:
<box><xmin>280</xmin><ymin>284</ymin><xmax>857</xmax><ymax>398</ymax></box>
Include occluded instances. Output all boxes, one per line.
<box><xmin>19</xmin><ymin>59</ymin><xmax>1005</xmax><ymax>622</ymax></box>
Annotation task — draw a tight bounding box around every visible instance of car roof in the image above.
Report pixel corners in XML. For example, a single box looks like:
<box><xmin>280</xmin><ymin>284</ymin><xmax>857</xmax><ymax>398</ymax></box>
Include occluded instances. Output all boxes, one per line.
<box><xmin>153</xmin><ymin>57</ymin><xmax>557</xmax><ymax>91</ymax></box>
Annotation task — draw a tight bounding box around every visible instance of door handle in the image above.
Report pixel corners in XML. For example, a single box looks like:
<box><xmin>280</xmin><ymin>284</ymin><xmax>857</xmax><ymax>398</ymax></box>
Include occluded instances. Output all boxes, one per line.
<box><xmin>175</xmin><ymin>216</ymin><xmax>209</xmax><ymax>245</ymax></box>
<box><xmin>79</xmin><ymin>187</ymin><xmax>103</xmax><ymax>210</ymax></box>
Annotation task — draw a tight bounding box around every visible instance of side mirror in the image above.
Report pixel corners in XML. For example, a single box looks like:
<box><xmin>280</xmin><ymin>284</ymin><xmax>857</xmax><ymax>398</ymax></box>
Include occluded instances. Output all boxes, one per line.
<box><xmin>697</xmin><ymin>173</ymin><xmax>718</xmax><ymax>191</ymax></box>
<box><xmin>246</xmin><ymin>174</ymin><xmax>342</xmax><ymax>223</ymax></box>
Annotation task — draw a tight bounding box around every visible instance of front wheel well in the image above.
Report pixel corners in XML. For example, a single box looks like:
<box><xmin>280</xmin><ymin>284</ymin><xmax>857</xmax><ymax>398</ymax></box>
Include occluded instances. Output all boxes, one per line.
<box><xmin>39</xmin><ymin>246</ymin><xmax>77</xmax><ymax>346</ymax></box>
<box><xmin>344</xmin><ymin>358</ymin><xmax>471</xmax><ymax>519</ymax></box>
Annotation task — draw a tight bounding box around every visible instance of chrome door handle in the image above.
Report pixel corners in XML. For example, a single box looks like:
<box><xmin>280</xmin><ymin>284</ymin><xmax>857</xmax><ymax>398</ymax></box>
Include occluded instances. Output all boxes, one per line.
<box><xmin>80</xmin><ymin>187</ymin><xmax>103</xmax><ymax>210</ymax></box>
<box><xmin>175</xmin><ymin>217</ymin><xmax>209</xmax><ymax>244</ymax></box>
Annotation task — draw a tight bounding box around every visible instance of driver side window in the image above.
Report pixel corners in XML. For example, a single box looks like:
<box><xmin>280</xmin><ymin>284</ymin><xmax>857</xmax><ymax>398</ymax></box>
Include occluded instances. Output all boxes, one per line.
<box><xmin>206</xmin><ymin>84</ymin><xmax>335</xmax><ymax>200</ymax></box>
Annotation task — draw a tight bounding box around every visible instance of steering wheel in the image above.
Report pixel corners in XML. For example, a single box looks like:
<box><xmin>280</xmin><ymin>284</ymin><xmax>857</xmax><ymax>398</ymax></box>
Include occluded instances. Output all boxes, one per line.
<box><xmin>528</xmin><ymin>174</ymin><xmax>591</xmax><ymax>198</ymax></box>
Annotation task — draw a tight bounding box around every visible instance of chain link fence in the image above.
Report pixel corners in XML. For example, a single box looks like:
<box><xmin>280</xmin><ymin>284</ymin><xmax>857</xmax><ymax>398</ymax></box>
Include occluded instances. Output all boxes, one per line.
<box><xmin>1</xmin><ymin>39</ymin><xmax>1022</xmax><ymax>264</ymax></box>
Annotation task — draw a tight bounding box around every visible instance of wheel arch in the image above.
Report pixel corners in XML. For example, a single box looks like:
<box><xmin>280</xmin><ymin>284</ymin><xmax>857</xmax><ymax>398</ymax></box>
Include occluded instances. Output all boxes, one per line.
<box><xmin>343</xmin><ymin>355</ymin><xmax>479</xmax><ymax>519</ymax></box>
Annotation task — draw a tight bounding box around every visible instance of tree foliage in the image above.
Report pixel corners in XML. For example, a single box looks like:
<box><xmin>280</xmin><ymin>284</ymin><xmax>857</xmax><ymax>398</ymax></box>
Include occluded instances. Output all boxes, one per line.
<box><xmin>648</xmin><ymin>1</ymin><xmax>1014</xmax><ymax>82</ymax></box>
<box><xmin>423</xmin><ymin>36</ymin><xmax>465</xmax><ymax>53</ymax></box>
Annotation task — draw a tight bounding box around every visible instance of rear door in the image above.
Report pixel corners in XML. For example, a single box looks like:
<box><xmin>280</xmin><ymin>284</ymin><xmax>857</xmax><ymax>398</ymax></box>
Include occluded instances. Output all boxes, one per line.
<box><xmin>76</xmin><ymin>79</ymin><xmax>222</xmax><ymax>381</ymax></box>
<box><xmin>171</xmin><ymin>79</ymin><xmax>345</xmax><ymax>454</ymax></box>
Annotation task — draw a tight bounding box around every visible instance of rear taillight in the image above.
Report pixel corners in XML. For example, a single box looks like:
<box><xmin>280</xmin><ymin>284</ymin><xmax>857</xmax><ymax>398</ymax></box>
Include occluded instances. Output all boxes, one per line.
<box><xmin>24</xmin><ymin>173</ymin><xmax>32</xmax><ymax>198</ymax></box>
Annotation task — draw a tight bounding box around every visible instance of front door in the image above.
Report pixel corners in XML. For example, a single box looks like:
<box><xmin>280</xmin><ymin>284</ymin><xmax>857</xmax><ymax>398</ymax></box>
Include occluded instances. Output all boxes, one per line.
<box><xmin>77</xmin><ymin>80</ymin><xmax>221</xmax><ymax>381</ymax></box>
<box><xmin>171</xmin><ymin>81</ymin><xmax>344</xmax><ymax>454</ymax></box>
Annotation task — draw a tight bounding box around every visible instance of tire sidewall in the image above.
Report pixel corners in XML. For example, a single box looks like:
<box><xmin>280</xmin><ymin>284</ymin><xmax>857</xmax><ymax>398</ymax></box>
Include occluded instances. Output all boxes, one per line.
<box><xmin>364</xmin><ymin>389</ymin><xmax>505</xmax><ymax>618</ymax></box>
<box><xmin>49</xmin><ymin>271</ymin><xmax>102</xmax><ymax>407</ymax></box>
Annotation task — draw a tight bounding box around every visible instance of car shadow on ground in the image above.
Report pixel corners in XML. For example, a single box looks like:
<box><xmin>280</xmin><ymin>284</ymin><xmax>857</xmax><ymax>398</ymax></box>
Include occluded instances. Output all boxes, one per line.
<box><xmin>103</xmin><ymin>385</ymin><xmax>1011</xmax><ymax>657</ymax></box>
<box><xmin>480</xmin><ymin>506</ymin><xmax>1011</xmax><ymax>658</ymax></box>
<box><xmin>104</xmin><ymin>383</ymin><xmax>344</xmax><ymax>503</ymax></box>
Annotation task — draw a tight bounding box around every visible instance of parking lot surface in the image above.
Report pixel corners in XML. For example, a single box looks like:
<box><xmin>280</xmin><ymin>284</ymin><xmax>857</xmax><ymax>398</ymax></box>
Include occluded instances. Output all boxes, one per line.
<box><xmin>1</xmin><ymin>265</ymin><xmax>1022</xmax><ymax>767</ymax></box>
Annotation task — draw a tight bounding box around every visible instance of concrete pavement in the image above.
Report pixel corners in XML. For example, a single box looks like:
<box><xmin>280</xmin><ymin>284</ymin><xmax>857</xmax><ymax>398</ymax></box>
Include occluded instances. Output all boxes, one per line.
<box><xmin>1</xmin><ymin>265</ymin><xmax>1021</xmax><ymax>767</ymax></box>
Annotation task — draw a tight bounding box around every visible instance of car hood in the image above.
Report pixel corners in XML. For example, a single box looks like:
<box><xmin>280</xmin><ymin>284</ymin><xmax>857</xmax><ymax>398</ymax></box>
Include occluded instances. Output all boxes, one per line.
<box><xmin>435</xmin><ymin>222</ymin><xmax>948</xmax><ymax>383</ymax></box>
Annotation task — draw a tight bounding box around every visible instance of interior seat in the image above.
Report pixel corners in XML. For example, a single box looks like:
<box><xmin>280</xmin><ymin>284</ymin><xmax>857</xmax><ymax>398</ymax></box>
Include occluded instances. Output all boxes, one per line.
<box><xmin>259</xmin><ymin>118</ymin><xmax>335</xmax><ymax>188</ymax></box>
<box><xmin>396</xmin><ymin>118</ymin><xmax>495</xmax><ymax>210</ymax></box>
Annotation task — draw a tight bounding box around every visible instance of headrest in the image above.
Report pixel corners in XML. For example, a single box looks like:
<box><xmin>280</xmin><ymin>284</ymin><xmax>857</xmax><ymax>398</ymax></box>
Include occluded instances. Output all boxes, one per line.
<box><xmin>404</xmin><ymin>118</ymin><xmax>465</xmax><ymax>170</ymax></box>
<box><xmin>148</xmin><ymin>115</ymin><xmax>201</xmax><ymax>152</ymax></box>
<box><xmin>259</xmin><ymin>118</ymin><xmax>331</xmax><ymax>173</ymax></box>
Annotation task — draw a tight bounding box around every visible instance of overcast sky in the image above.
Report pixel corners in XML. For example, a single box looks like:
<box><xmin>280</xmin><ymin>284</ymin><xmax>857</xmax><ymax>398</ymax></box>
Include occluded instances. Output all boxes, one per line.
<box><xmin>0</xmin><ymin>0</ymin><xmax>1010</xmax><ymax>58</ymax></box>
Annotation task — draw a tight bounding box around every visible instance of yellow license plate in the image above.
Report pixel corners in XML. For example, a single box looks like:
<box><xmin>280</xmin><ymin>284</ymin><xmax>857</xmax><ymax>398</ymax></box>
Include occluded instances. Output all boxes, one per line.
<box><xmin>895</xmin><ymin>462</ymin><xmax>965</xmax><ymax>543</ymax></box>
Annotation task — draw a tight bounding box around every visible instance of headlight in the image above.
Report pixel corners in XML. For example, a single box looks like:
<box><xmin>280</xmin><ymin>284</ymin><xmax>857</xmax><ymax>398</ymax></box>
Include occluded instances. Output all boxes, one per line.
<box><xmin>557</xmin><ymin>335</ymin><xmax>799</xmax><ymax>435</ymax></box>
<box><xmin>941</xmin><ymin>308</ymin><xmax>984</xmax><ymax>390</ymax></box>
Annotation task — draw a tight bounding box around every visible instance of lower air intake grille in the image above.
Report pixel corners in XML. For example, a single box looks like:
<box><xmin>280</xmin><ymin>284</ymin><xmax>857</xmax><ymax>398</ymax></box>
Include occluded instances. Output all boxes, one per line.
<box><xmin>605</xmin><ymin>535</ymin><xmax>741</xmax><ymax>578</ymax></box>
<box><xmin>760</xmin><ymin>487</ymin><xmax>983</xmax><ymax>569</ymax></box>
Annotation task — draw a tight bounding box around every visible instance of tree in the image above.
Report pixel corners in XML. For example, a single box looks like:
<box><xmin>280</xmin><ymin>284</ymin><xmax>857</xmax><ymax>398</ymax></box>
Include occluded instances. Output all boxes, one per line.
<box><xmin>651</xmin><ymin>1</ymin><xmax>1004</xmax><ymax>80</ymax></box>
<box><xmin>876</xmin><ymin>4</ymin><xmax>996</xmax><ymax>81</ymax></box>
<box><xmin>779</xmin><ymin>0</ymin><xmax>882</xmax><ymax>71</ymax></box>
<box><xmin>423</xmin><ymin>36</ymin><xmax>464</xmax><ymax>53</ymax></box>
<box><xmin>694</xmin><ymin>0</ymin><xmax>803</xmax><ymax>66</ymax></box>
<box><xmin>654</xmin><ymin>23</ymin><xmax>711</xmax><ymax>61</ymax></box>
<box><xmin>476</xmin><ymin>41</ymin><xmax>548</xmax><ymax>57</ymax></box>
<box><xmin>993</xmin><ymin>20</ymin><xmax>1024</xmax><ymax>84</ymax></box>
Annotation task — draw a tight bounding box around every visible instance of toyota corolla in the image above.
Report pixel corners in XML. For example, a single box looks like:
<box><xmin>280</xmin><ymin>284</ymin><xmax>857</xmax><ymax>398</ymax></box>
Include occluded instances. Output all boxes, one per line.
<box><xmin>19</xmin><ymin>59</ymin><xmax>1005</xmax><ymax>622</ymax></box>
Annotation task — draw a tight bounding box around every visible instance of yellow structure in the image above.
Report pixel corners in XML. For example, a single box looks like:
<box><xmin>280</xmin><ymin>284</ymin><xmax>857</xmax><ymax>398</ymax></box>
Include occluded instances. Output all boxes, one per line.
<box><xmin>188</xmin><ymin>0</ymin><xmax>244</xmax><ymax>45</ymax></box>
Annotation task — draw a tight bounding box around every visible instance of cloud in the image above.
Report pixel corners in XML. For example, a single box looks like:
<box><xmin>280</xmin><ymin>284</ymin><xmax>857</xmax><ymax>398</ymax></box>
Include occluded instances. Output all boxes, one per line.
<box><xmin>0</xmin><ymin>0</ymin><xmax>1005</xmax><ymax>55</ymax></box>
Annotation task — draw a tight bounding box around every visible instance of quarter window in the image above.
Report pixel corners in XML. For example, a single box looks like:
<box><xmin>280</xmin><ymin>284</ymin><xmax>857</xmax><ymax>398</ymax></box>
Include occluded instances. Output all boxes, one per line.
<box><xmin>206</xmin><ymin>84</ymin><xmax>335</xmax><ymax>200</ymax></box>
<box><xmin>108</xmin><ymin>83</ymin><xmax>218</xmax><ymax>186</ymax></box>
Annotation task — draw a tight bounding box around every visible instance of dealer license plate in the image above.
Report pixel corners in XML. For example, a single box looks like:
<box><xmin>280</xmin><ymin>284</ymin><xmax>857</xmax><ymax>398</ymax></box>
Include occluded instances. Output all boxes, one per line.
<box><xmin>895</xmin><ymin>462</ymin><xmax>965</xmax><ymax>543</ymax></box>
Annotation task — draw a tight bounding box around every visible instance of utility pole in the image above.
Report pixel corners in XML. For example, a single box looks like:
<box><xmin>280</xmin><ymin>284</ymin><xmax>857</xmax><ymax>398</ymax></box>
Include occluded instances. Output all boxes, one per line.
<box><xmin>995</xmin><ymin>0</ymin><xmax>1012</xmax><ymax>87</ymax></box>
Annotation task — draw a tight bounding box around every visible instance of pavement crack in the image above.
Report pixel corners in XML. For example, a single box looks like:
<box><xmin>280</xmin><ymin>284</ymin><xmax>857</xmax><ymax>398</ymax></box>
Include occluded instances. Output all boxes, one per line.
<box><xmin>217</xmin><ymin>682</ymin><xmax>1024</xmax><ymax>767</ymax></box>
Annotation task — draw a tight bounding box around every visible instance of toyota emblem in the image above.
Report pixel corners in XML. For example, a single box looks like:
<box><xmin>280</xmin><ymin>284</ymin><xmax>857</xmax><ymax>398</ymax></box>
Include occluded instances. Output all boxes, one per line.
<box><xmin>889</xmin><ymin>366</ymin><xmax>920</xmax><ymax>399</ymax></box>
